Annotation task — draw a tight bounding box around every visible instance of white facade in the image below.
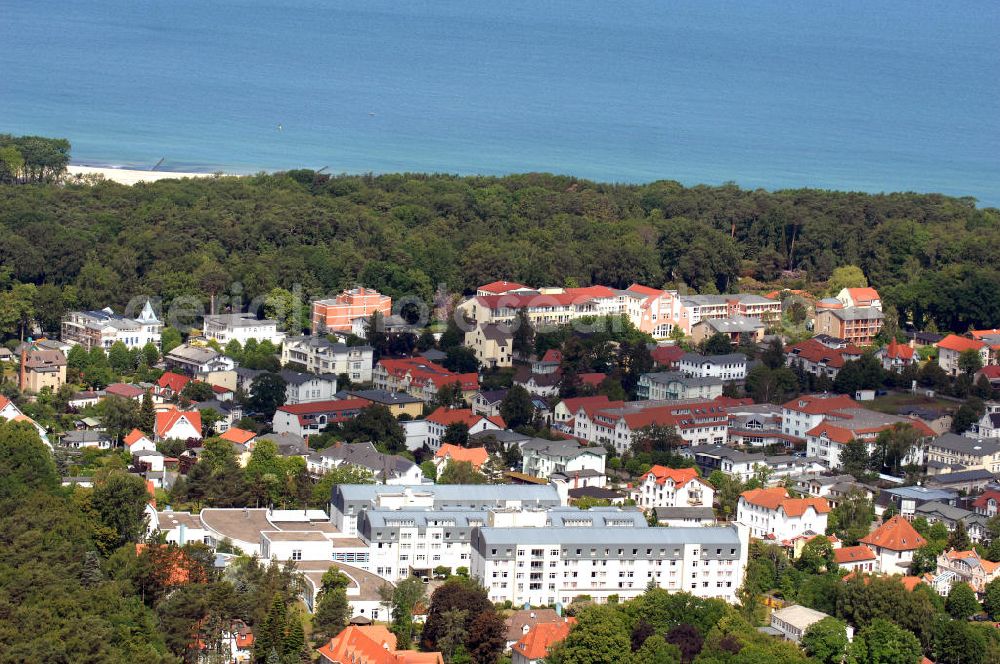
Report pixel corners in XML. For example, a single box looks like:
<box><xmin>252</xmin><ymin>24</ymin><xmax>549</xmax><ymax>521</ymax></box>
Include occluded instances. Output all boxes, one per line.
<box><xmin>281</xmin><ymin>336</ymin><xmax>374</xmax><ymax>383</ymax></box>
<box><xmin>471</xmin><ymin>524</ymin><xmax>749</xmax><ymax>607</ymax></box>
<box><xmin>677</xmin><ymin>353</ymin><xmax>747</xmax><ymax>381</ymax></box>
<box><xmin>282</xmin><ymin>372</ymin><xmax>339</xmax><ymax>405</ymax></box>
<box><xmin>635</xmin><ymin>468</ymin><xmax>715</xmax><ymax>510</ymax></box>
<box><xmin>61</xmin><ymin>301</ymin><xmax>162</xmax><ymax>351</ymax></box>
<box><xmin>203</xmin><ymin>314</ymin><xmax>285</xmax><ymax>346</ymax></box>
<box><xmin>521</xmin><ymin>439</ymin><xmax>606</xmax><ymax>480</ymax></box>
<box><xmin>735</xmin><ymin>490</ymin><xmax>830</xmax><ymax>542</ymax></box>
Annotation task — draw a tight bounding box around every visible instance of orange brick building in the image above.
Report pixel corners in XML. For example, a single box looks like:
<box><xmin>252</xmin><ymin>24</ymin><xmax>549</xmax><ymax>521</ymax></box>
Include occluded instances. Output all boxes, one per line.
<box><xmin>311</xmin><ymin>287</ymin><xmax>392</xmax><ymax>334</ymax></box>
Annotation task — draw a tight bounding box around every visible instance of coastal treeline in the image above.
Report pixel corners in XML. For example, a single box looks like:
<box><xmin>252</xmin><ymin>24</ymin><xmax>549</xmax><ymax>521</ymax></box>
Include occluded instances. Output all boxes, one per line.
<box><xmin>0</xmin><ymin>134</ymin><xmax>70</xmax><ymax>184</ymax></box>
<box><xmin>0</xmin><ymin>150</ymin><xmax>998</xmax><ymax>336</ymax></box>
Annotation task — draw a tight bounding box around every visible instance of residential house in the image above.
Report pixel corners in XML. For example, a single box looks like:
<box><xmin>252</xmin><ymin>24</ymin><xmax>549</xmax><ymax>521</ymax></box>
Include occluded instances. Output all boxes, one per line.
<box><xmin>472</xmin><ymin>389</ymin><xmax>507</xmax><ymax>419</ymax></box>
<box><xmin>650</xmin><ymin>344</ymin><xmax>685</xmax><ymax>369</ymax></box>
<box><xmin>859</xmin><ymin>515</ymin><xmax>927</xmax><ymax>574</ymax></box>
<box><xmin>256</xmin><ymin>432</ymin><xmax>310</xmax><ymax>458</ymax></box>
<box><xmin>937</xmin><ymin>335</ymin><xmax>990</xmax><ymax>377</ymax></box>
<box><xmin>434</xmin><ymin>443</ymin><xmax>490</xmax><ymax>474</ymax></box>
<box><xmin>636</xmin><ymin>371</ymin><xmax>723</xmax><ymax>401</ymax></box>
<box><xmin>970</xmin><ymin>330</ymin><xmax>1000</xmax><ymax>366</ymax></box>
<box><xmin>105</xmin><ymin>382</ymin><xmax>145</xmax><ymax>401</ymax></box>
<box><xmin>504</xmin><ymin>609</ymin><xmax>563</xmax><ymax>652</ymax></box>
<box><xmin>914</xmin><ymin>501</ymin><xmax>990</xmax><ymax>544</ymax></box>
<box><xmin>726</xmin><ymin>403</ymin><xmax>802</xmax><ymax>449</ymax></box>
<box><xmin>654</xmin><ymin>506</ymin><xmax>717</xmax><ymax>527</ymax></box>
<box><xmin>736</xmin><ymin>487</ymin><xmax>830</xmax><ymax>543</ymax></box>
<box><xmin>280</xmin><ymin>369</ymin><xmax>339</xmax><ymax>404</ymax></box>
<box><xmin>311</xmin><ymin>287</ymin><xmax>392</xmax><ymax>334</ymax></box>
<box><xmin>833</xmin><ymin>545</ymin><xmax>878</xmax><ymax>573</ymax></box>
<box><xmin>272</xmin><ymin>398</ymin><xmax>368</xmax><ymax>437</ymax></box>
<box><xmin>281</xmin><ymin>336</ymin><xmax>374</xmax><ymax>382</ymax></box>
<box><xmin>348</xmin><ymin>389</ymin><xmax>424</xmax><ymax>418</ymax></box>
<box><xmin>316</xmin><ymin>625</ymin><xmax>443</xmax><ymax>664</ymax></box>
<box><xmin>155</xmin><ymin>371</ymin><xmax>191</xmax><ymax>400</ymax></box>
<box><xmin>154</xmin><ymin>408</ymin><xmax>202</xmax><ymax>442</ymax></box>
<box><xmin>936</xmin><ymin>549</ymin><xmax>1000</xmax><ymax>594</ymax></box>
<box><xmin>635</xmin><ymin>465</ymin><xmax>714</xmax><ymax>510</ymax></box>
<box><xmin>786</xmin><ymin>338</ymin><xmax>864</xmax><ymax>379</ymax></box>
<box><xmin>924</xmin><ymin>469</ymin><xmax>996</xmax><ymax>493</ymax></box>
<box><xmin>465</xmin><ymin>324</ymin><xmax>513</xmax><ymax>368</ymax></box>
<box><xmin>924</xmin><ymin>433</ymin><xmax>1000</xmax><ymax>474</ymax></box>
<box><xmin>876</xmin><ymin>339</ymin><xmax>916</xmax><ymax>372</ymax></box>
<box><xmin>62</xmin><ymin>430</ymin><xmax>113</xmax><ymax>449</ymax></box>
<box><xmin>814</xmin><ymin>304</ymin><xmax>884</xmax><ymax>346</ymax></box>
<box><xmin>478</xmin><ymin>280</ymin><xmax>530</xmax><ymax>296</ymax></box>
<box><xmin>805</xmin><ymin>408</ymin><xmax>934</xmax><ymax>470</ymax></box>
<box><xmin>973</xmin><ymin>490</ymin><xmax>1000</xmax><ymax>518</ymax></box>
<box><xmin>581</xmin><ymin>397</ymin><xmax>741</xmax><ymax>453</ymax></box>
<box><xmin>876</xmin><ymin>486</ymin><xmax>957</xmax><ymax>518</ymax></box>
<box><xmin>124</xmin><ymin>428</ymin><xmax>157</xmax><ymax>453</ymax></box>
<box><xmin>307</xmin><ymin>441</ymin><xmax>422</xmax><ymax>484</ymax></box>
<box><xmin>190</xmin><ymin>398</ymin><xmax>243</xmax><ymax>434</ymax></box>
<box><xmin>511</xmin><ymin>620</ymin><xmax>575</xmax><ymax>664</ymax></box>
<box><xmin>690</xmin><ymin>316</ymin><xmax>765</xmax><ymax>346</ymax></box>
<box><xmin>973</xmin><ymin>410</ymin><xmax>1000</xmax><ymax>439</ymax></box>
<box><xmin>0</xmin><ymin>395</ymin><xmax>51</xmax><ymax>447</ymax></box>
<box><xmin>164</xmin><ymin>344</ymin><xmax>235</xmax><ymax>375</ymax></box>
<box><xmin>512</xmin><ymin>366</ymin><xmax>561</xmax><ymax>398</ymax></box>
<box><xmin>551</xmin><ymin>395</ymin><xmax>620</xmax><ymax>433</ymax></box>
<box><xmin>677</xmin><ymin>294</ymin><xmax>782</xmax><ymax>334</ymax></box>
<box><xmin>781</xmin><ymin>394</ymin><xmax>858</xmax><ymax>440</ymax></box>
<box><xmin>520</xmin><ymin>438</ymin><xmax>607</xmax><ymax>482</ymax></box>
<box><xmin>61</xmin><ymin>300</ymin><xmax>161</xmax><ymax>350</ymax></box>
<box><xmin>677</xmin><ymin>353</ymin><xmax>748</xmax><ymax>381</ymax></box>
<box><xmin>18</xmin><ymin>347</ymin><xmax>67</xmax><ymax>393</ymax></box>
<box><xmin>203</xmin><ymin>313</ymin><xmax>285</xmax><ymax>346</ymax></box>
<box><xmin>836</xmin><ymin>287</ymin><xmax>883</xmax><ymax>310</ymax></box>
<box><xmin>373</xmin><ymin>357</ymin><xmax>478</xmax><ymax>403</ymax></box>
<box><xmin>423</xmin><ymin>407</ymin><xmax>505</xmax><ymax>451</ymax></box>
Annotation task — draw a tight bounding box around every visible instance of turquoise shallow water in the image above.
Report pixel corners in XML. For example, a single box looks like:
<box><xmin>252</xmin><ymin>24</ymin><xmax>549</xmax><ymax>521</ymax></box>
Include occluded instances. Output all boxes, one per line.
<box><xmin>1</xmin><ymin>0</ymin><xmax>998</xmax><ymax>204</ymax></box>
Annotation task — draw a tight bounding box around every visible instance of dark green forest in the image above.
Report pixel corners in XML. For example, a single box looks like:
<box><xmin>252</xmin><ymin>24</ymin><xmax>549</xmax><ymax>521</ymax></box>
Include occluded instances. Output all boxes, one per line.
<box><xmin>1</xmin><ymin>163</ymin><xmax>999</xmax><ymax>338</ymax></box>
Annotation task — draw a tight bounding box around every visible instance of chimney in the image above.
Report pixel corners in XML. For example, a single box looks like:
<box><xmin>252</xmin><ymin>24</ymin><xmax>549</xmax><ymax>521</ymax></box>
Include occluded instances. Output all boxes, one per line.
<box><xmin>18</xmin><ymin>345</ymin><xmax>28</xmax><ymax>392</ymax></box>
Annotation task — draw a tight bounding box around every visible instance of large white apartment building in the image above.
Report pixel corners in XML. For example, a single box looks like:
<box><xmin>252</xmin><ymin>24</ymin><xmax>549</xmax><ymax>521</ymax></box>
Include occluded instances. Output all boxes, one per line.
<box><xmin>577</xmin><ymin>398</ymin><xmax>737</xmax><ymax>454</ymax></box>
<box><xmin>331</xmin><ymin>484</ymin><xmax>563</xmax><ymax>537</ymax></box>
<box><xmin>677</xmin><ymin>353</ymin><xmax>749</xmax><ymax>381</ymax></box>
<box><xmin>735</xmin><ymin>487</ymin><xmax>830</xmax><ymax>542</ymax></box>
<box><xmin>471</xmin><ymin>523</ymin><xmax>749</xmax><ymax>607</ymax></box>
<box><xmin>281</xmin><ymin>336</ymin><xmax>374</xmax><ymax>383</ymax></box>
<box><xmin>359</xmin><ymin>507</ymin><xmax>646</xmax><ymax>583</ymax></box>
<box><xmin>61</xmin><ymin>301</ymin><xmax>162</xmax><ymax>350</ymax></box>
<box><xmin>202</xmin><ymin>313</ymin><xmax>285</xmax><ymax>346</ymax></box>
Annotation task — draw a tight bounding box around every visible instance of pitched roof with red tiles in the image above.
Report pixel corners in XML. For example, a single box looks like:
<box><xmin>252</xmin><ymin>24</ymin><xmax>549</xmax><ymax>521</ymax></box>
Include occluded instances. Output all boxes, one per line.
<box><xmin>616</xmin><ymin>397</ymin><xmax>747</xmax><ymax>432</ymax></box>
<box><xmin>640</xmin><ymin>465</ymin><xmax>700</xmax><ymax>487</ymax></box>
<box><xmin>626</xmin><ymin>283</ymin><xmax>664</xmax><ymax>297</ymax></box>
<box><xmin>650</xmin><ymin>344</ymin><xmax>685</xmax><ymax>366</ymax></box>
<box><xmin>844</xmin><ymin>287</ymin><xmax>881</xmax><ymax>305</ymax></box>
<box><xmin>317</xmin><ymin>626</ymin><xmax>444</xmax><ymax>664</ymax></box>
<box><xmin>945</xmin><ymin>549</ymin><xmax>1000</xmax><ymax>574</ymax></box>
<box><xmin>277</xmin><ymin>398</ymin><xmax>370</xmax><ymax>415</ymax></box>
<box><xmin>978</xmin><ymin>366</ymin><xmax>1000</xmax><ymax>380</ymax></box>
<box><xmin>560</xmin><ymin>395</ymin><xmax>617</xmax><ymax>415</ymax></box>
<box><xmin>970</xmin><ymin>329</ymin><xmax>1000</xmax><ymax>341</ymax></box>
<box><xmin>124</xmin><ymin>428</ymin><xmax>151</xmax><ymax>447</ymax></box>
<box><xmin>435</xmin><ymin>443</ymin><xmax>489</xmax><ymax>469</ymax></box>
<box><xmin>512</xmin><ymin>620</ymin><xmax>575</xmax><ymax>661</ymax></box>
<box><xmin>833</xmin><ymin>545</ymin><xmax>877</xmax><ymax>565</ymax></box>
<box><xmin>106</xmin><ymin>383</ymin><xmax>145</xmax><ymax>399</ymax></box>
<box><xmin>787</xmin><ymin>338</ymin><xmax>861</xmax><ymax>369</ymax></box>
<box><xmin>478</xmin><ymin>280</ymin><xmax>528</xmax><ymax>294</ymax></box>
<box><xmin>859</xmin><ymin>515</ymin><xmax>927</xmax><ymax>552</ymax></box>
<box><xmin>220</xmin><ymin>427</ymin><xmax>256</xmax><ymax>445</ymax></box>
<box><xmin>937</xmin><ymin>334</ymin><xmax>986</xmax><ymax>353</ymax></box>
<box><xmin>740</xmin><ymin>487</ymin><xmax>831</xmax><ymax>516</ymax></box>
<box><xmin>782</xmin><ymin>394</ymin><xmax>857</xmax><ymax>415</ymax></box>
<box><xmin>972</xmin><ymin>490</ymin><xmax>1000</xmax><ymax>510</ymax></box>
<box><xmin>579</xmin><ymin>372</ymin><xmax>606</xmax><ymax>387</ymax></box>
<box><xmin>155</xmin><ymin>409</ymin><xmax>202</xmax><ymax>439</ymax></box>
<box><xmin>426</xmin><ymin>407</ymin><xmax>504</xmax><ymax>429</ymax></box>
<box><xmin>882</xmin><ymin>339</ymin><xmax>915</xmax><ymax>361</ymax></box>
<box><xmin>541</xmin><ymin>349</ymin><xmax>563</xmax><ymax>363</ymax></box>
<box><xmin>377</xmin><ymin>358</ymin><xmax>479</xmax><ymax>391</ymax></box>
<box><xmin>157</xmin><ymin>371</ymin><xmax>191</xmax><ymax>393</ymax></box>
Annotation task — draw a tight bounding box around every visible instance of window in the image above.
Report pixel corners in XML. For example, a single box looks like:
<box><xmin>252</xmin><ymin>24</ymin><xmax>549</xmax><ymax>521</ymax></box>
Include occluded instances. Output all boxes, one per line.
<box><xmin>291</xmin><ymin>549</ymin><xmax>302</xmax><ymax>561</ymax></box>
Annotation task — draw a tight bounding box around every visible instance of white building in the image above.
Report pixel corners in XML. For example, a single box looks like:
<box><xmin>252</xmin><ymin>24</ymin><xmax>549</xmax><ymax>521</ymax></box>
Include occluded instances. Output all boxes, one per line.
<box><xmin>858</xmin><ymin>515</ymin><xmax>928</xmax><ymax>575</ymax></box>
<box><xmin>164</xmin><ymin>344</ymin><xmax>236</xmax><ymax>375</ymax></box>
<box><xmin>61</xmin><ymin>301</ymin><xmax>162</xmax><ymax>351</ymax></box>
<box><xmin>154</xmin><ymin>408</ymin><xmax>202</xmax><ymax>442</ymax></box>
<box><xmin>423</xmin><ymin>408</ymin><xmax>505</xmax><ymax>452</ymax></box>
<box><xmin>736</xmin><ymin>487</ymin><xmax>830</xmax><ymax>542</ymax></box>
<box><xmin>203</xmin><ymin>313</ymin><xmax>285</xmax><ymax>346</ymax></box>
<box><xmin>677</xmin><ymin>353</ymin><xmax>748</xmax><ymax>381</ymax></box>
<box><xmin>520</xmin><ymin>438</ymin><xmax>607</xmax><ymax>481</ymax></box>
<box><xmin>280</xmin><ymin>369</ymin><xmax>339</xmax><ymax>405</ymax></box>
<box><xmin>769</xmin><ymin>605</ymin><xmax>849</xmax><ymax>644</ymax></box>
<box><xmin>471</xmin><ymin>523</ymin><xmax>749</xmax><ymax>607</ymax></box>
<box><xmin>654</xmin><ymin>506</ymin><xmax>717</xmax><ymax>527</ymax></box>
<box><xmin>636</xmin><ymin>372</ymin><xmax>723</xmax><ymax>401</ymax></box>
<box><xmin>306</xmin><ymin>442</ymin><xmax>423</xmax><ymax>485</ymax></box>
<box><xmin>635</xmin><ymin>466</ymin><xmax>715</xmax><ymax>510</ymax></box>
<box><xmin>281</xmin><ymin>336</ymin><xmax>374</xmax><ymax>383</ymax></box>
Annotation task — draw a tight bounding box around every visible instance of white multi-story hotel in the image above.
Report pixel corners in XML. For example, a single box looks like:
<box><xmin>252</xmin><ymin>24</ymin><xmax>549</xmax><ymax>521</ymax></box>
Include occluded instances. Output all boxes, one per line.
<box><xmin>735</xmin><ymin>487</ymin><xmax>830</xmax><ymax>542</ymax></box>
<box><xmin>202</xmin><ymin>313</ymin><xmax>285</xmax><ymax>346</ymax></box>
<box><xmin>471</xmin><ymin>523</ymin><xmax>749</xmax><ymax>607</ymax></box>
<box><xmin>359</xmin><ymin>506</ymin><xmax>646</xmax><ymax>583</ymax></box>
<box><xmin>281</xmin><ymin>336</ymin><xmax>374</xmax><ymax>382</ymax></box>
<box><xmin>61</xmin><ymin>301</ymin><xmax>162</xmax><ymax>350</ymax></box>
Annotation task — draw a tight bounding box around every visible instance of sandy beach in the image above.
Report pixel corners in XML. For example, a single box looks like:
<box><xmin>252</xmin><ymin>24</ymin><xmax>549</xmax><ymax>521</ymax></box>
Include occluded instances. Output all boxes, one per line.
<box><xmin>66</xmin><ymin>165</ymin><xmax>229</xmax><ymax>185</ymax></box>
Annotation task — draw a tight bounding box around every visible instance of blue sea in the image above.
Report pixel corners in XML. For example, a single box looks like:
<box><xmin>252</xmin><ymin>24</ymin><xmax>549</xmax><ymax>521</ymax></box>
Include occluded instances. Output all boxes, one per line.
<box><xmin>2</xmin><ymin>0</ymin><xmax>998</xmax><ymax>204</ymax></box>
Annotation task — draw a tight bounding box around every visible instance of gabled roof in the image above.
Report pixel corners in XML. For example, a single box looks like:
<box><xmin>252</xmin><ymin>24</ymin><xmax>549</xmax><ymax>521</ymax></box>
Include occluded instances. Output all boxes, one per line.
<box><xmin>881</xmin><ymin>339</ymin><xmax>915</xmax><ymax>361</ymax></box>
<box><xmin>435</xmin><ymin>443</ymin><xmax>489</xmax><ymax>469</ymax></box>
<box><xmin>650</xmin><ymin>344</ymin><xmax>685</xmax><ymax>366</ymax></box>
<box><xmin>277</xmin><ymin>398</ymin><xmax>369</xmax><ymax>415</ymax></box>
<box><xmin>937</xmin><ymin>334</ymin><xmax>986</xmax><ymax>353</ymax></box>
<box><xmin>512</xmin><ymin>620</ymin><xmax>575</xmax><ymax>661</ymax></box>
<box><xmin>560</xmin><ymin>395</ymin><xmax>618</xmax><ymax>415</ymax></box>
<box><xmin>426</xmin><ymin>407</ymin><xmax>505</xmax><ymax>430</ymax></box>
<box><xmin>787</xmin><ymin>339</ymin><xmax>864</xmax><ymax>369</ymax></box>
<box><xmin>220</xmin><ymin>427</ymin><xmax>256</xmax><ymax>445</ymax></box>
<box><xmin>833</xmin><ymin>545</ymin><xmax>877</xmax><ymax>564</ymax></box>
<box><xmin>155</xmin><ymin>409</ymin><xmax>202</xmax><ymax>439</ymax></box>
<box><xmin>859</xmin><ymin>515</ymin><xmax>927</xmax><ymax>552</ymax></box>
<box><xmin>740</xmin><ymin>487</ymin><xmax>831</xmax><ymax>516</ymax></box>
<box><xmin>157</xmin><ymin>371</ymin><xmax>191</xmax><ymax>393</ymax></box>
<box><xmin>317</xmin><ymin>625</ymin><xmax>444</xmax><ymax>664</ymax></box>
<box><xmin>124</xmin><ymin>428</ymin><xmax>151</xmax><ymax>447</ymax></box>
<box><xmin>944</xmin><ymin>549</ymin><xmax>1000</xmax><ymax>574</ymax></box>
<box><xmin>640</xmin><ymin>465</ymin><xmax>700</xmax><ymax>488</ymax></box>
<box><xmin>478</xmin><ymin>280</ymin><xmax>528</xmax><ymax>294</ymax></box>
<box><xmin>972</xmin><ymin>490</ymin><xmax>1000</xmax><ymax>510</ymax></box>
<box><xmin>106</xmin><ymin>383</ymin><xmax>145</xmax><ymax>399</ymax></box>
<box><xmin>782</xmin><ymin>394</ymin><xmax>857</xmax><ymax>415</ymax></box>
<box><xmin>541</xmin><ymin>349</ymin><xmax>563</xmax><ymax>364</ymax></box>
<box><xmin>844</xmin><ymin>287</ymin><xmax>881</xmax><ymax>304</ymax></box>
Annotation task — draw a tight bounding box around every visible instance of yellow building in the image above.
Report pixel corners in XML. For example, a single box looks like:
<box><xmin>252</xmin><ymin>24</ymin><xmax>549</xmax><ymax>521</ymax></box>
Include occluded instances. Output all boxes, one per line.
<box><xmin>19</xmin><ymin>349</ymin><xmax>67</xmax><ymax>394</ymax></box>
<box><xmin>349</xmin><ymin>389</ymin><xmax>425</xmax><ymax>418</ymax></box>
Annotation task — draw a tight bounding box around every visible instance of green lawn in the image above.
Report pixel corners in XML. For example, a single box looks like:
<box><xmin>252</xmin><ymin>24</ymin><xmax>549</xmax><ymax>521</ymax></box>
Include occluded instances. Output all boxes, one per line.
<box><xmin>865</xmin><ymin>392</ymin><xmax>957</xmax><ymax>415</ymax></box>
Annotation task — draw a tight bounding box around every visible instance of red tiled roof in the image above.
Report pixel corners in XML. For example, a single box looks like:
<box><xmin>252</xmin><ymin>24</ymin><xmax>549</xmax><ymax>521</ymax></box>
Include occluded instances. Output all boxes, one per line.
<box><xmin>155</xmin><ymin>409</ymin><xmax>201</xmax><ymax>439</ymax></box>
<box><xmin>833</xmin><ymin>545</ymin><xmax>877</xmax><ymax>564</ymax></box>
<box><xmin>579</xmin><ymin>372</ymin><xmax>606</xmax><ymax>387</ymax></box>
<box><xmin>560</xmin><ymin>395</ymin><xmax>616</xmax><ymax>415</ymax></box>
<box><xmin>106</xmin><ymin>383</ymin><xmax>145</xmax><ymax>399</ymax></box>
<box><xmin>626</xmin><ymin>283</ymin><xmax>663</xmax><ymax>297</ymax></box>
<box><xmin>616</xmin><ymin>397</ymin><xmax>748</xmax><ymax>431</ymax></box>
<box><xmin>512</xmin><ymin>620</ymin><xmax>575</xmax><ymax>661</ymax></box>
<box><xmin>882</xmin><ymin>339</ymin><xmax>915</xmax><ymax>361</ymax></box>
<box><xmin>478</xmin><ymin>280</ymin><xmax>528</xmax><ymax>294</ymax></box>
<box><xmin>426</xmin><ymin>407</ymin><xmax>504</xmax><ymax>429</ymax></box>
<box><xmin>435</xmin><ymin>443</ymin><xmax>489</xmax><ymax>469</ymax></box>
<box><xmin>786</xmin><ymin>339</ymin><xmax>864</xmax><ymax>369</ymax></box>
<box><xmin>124</xmin><ymin>428</ymin><xmax>150</xmax><ymax>447</ymax></box>
<box><xmin>650</xmin><ymin>345</ymin><xmax>685</xmax><ymax>366</ymax></box>
<box><xmin>220</xmin><ymin>427</ymin><xmax>256</xmax><ymax>445</ymax></box>
<box><xmin>845</xmin><ymin>287</ymin><xmax>881</xmax><ymax>304</ymax></box>
<box><xmin>859</xmin><ymin>515</ymin><xmax>927</xmax><ymax>552</ymax></box>
<box><xmin>378</xmin><ymin>358</ymin><xmax>479</xmax><ymax>391</ymax></box>
<box><xmin>972</xmin><ymin>490</ymin><xmax>1000</xmax><ymax>510</ymax></box>
<box><xmin>211</xmin><ymin>384</ymin><xmax>232</xmax><ymax>394</ymax></box>
<box><xmin>782</xmin><ymin>394</ymin><xmax>857</xmax><ymax>415</ymax></box>
<box><xmin>937</xmin><ymin>334</ymin><xmax>986</xmax><ymax>353</ymax></box>
<box><xmin>740</xmin><ymin>487</ymin><xmax>831</xmax><ymax>516</ymax></box>
<box><xmin>640</xmin><ymin>465</ymin><xmax>700</xmax><ymax>487</ymax></box>
<box><xmin>317</xmin><ymin>626</ymin><xmax>443</xmax><ymax>664</ymax></box>
<box><xmin>978</xmin><ymin>366</ymin><xmax>1000</xmax><ymax>380</ymax></box>
<box><xmin>157</xmin><ymin>371</ymin><xmax>191</xmax><ymax>393</ymax></box>
<box><xmin>277</xmin><ymin>398</ymin><xmax>369</xmax><ymax>415</ymax></box>
<box><xmin>945</xmin><ymin>549</ymin><xmax>1000</xmax><ymax>574</ymax></box>
<box><xmin>541</xmin><ymin>349</ymin><xmax>563</xmax><ymax>363</ymax></box>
